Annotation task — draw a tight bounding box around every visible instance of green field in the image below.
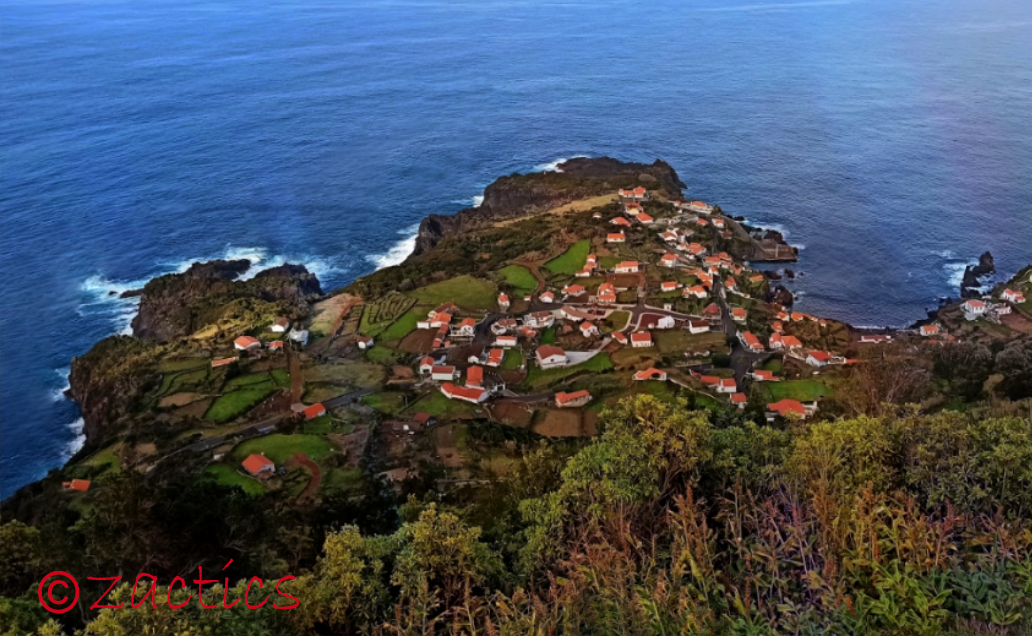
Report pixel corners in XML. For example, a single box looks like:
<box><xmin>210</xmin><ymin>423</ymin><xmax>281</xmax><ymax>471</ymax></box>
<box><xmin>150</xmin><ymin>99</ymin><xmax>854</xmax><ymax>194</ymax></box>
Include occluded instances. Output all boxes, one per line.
<box><xmin>602</xmin><ymin>310</ymin><xmax>630</xmax><ymax>332</ymax></box>
<box><xmin>232</xmin><ymin>434</ymin><xmax>334</xmax><ymax>464</ymax></box>
<box><xmin>320</xmin><ymin>467</ymin><xmax>364</xmax><ymax>496</ymax></box>
<box><xmin>225</xmin><ymin>372</ymin><xmax>276</xmax><ymax>390</ymax></box>
<box><xmin>541</xmin><ymin>326</ymin><xmax>556</xmax><ymax>344</ymax></box>
<box><xmin>359</xmin><ymin>292</ymin><xmax>418</xmax><ymax>337</ymax></box>
<box><xmin>501</xmin><ymin>348</ymin><xmax>524</xmax><ymax>371</ymax></box>
<box><xmin>599</xmin><ymin>255</ymin><xmax>621</xmax><ymax>269</ymax></box>
<box><xmin>653</xmin><ymin>330</ymin><xmax>726</xmax><ymax>355</ymax></box>
<box><xmin>412</xmin><ymin>390</ymin><xmax>477</xmax><ymax>418</ymax></box>
<box><xmin>762</xmin><ymin>357</ymin><xmax>783</xmax><ymax>373</ymax></box>
<box><xmin>380</xmin><ymin>307</ymin><xmax>422</xmax><ymax>341</ymax></box>
<box><xmin>203</xmin><ymin>463</ymin><xmax>265</xmax><ymax>496</ymax></box>
<box><xmin>407</xmin><ymin>275</ymin><xmax>498</xmax><ymax>311</ymax></box>
<box><xmin>525</xmin><ymin>353</ymin><xmax>614</xmax><ymax>390</ymax></box>
<box><xmin>362</xmin><ymin>392</ymin><xmax>407</xmax><ymax>415</ymax></box>
<box><xmin>544</xmin><ymin>240</ymin><xmax>590</xmax><ymax>275</ymax></box>
<box><xmin>158</xmin><ymin>358</ymin><xmax>210</xmax><ymax>373</ymax></box>
<box><xmin>301</xmin><ymin>414</ymin><xmax>334</xmax><ymax>435</ymax></box>
<box><xmin>205</xmin><ymin>385</ymin><xmax>279</xmax><ymax>423</ymax></box>
<box><xmin>762</xmin><ymin>380</ymin><xmax>832</xmax><ymax>402</ymax></box>
<box><xmin>498</xmin><ymin>265</ymin><xmax>538</xmax><ymax>294</ymax></box>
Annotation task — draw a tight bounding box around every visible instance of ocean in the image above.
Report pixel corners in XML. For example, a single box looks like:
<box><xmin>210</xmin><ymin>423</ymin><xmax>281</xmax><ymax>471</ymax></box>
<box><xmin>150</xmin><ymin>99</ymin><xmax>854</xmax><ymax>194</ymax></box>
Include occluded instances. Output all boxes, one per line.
<box><xmin>2</xmin><ymin>0</ymin><xmax>1030</xmax><ymax>499</ymax></box>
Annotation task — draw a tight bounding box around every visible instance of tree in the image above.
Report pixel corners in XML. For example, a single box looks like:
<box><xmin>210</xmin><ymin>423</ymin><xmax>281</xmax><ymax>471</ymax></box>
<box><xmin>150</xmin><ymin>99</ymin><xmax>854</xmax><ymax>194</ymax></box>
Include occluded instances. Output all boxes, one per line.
<box><xmin>0</xmin><ymin>521</ymin><xmax>43</xmax><ymax>597</ymax></box>
<box><xmin>995</xmin><ymin>337</ymin><xmax>1032</xmax><ymax>400</ymax></box>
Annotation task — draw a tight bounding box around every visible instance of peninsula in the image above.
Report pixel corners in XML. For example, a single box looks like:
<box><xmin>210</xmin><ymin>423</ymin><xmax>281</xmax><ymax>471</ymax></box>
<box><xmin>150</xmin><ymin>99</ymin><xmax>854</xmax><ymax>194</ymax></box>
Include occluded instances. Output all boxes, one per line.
<box><xmin>3</xmin><ymin>158</ymin><xmax>1031</xmax><ymax>636</ymax></box>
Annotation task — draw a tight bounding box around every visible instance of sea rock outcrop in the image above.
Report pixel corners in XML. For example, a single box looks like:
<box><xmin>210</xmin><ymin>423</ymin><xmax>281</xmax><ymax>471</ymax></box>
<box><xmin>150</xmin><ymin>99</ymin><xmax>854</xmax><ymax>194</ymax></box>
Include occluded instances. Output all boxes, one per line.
<box><xmin>961</xmin><ymin>251</ymin><xmax>995</xmax><ymax>298</ymax></box>
<box><xmin>130</xmin><ymin>262</ymin><xmax>323</xmax><ymax>342</ymax></box>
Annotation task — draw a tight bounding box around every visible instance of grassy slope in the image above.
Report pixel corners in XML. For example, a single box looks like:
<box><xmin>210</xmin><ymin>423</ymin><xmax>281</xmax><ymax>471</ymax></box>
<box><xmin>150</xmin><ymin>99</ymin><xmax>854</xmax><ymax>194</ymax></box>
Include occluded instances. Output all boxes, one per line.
<box><xmin>407</xmin><ymin>275</ymin><xmax>498</xmax><ymax>311</ymax></box>
<box><xmin>544</xmin><ymin>240</ymin><xmax>591</xmax><ymax>275</ymax></box>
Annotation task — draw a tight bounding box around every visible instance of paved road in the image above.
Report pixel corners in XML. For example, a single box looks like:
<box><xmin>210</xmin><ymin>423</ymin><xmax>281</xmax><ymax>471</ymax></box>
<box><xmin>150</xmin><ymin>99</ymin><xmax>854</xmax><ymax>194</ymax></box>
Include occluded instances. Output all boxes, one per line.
<box><xmin>716</xmin><ymin>284</ymin><xmax>766</xmax><ymax>385</ymax></box>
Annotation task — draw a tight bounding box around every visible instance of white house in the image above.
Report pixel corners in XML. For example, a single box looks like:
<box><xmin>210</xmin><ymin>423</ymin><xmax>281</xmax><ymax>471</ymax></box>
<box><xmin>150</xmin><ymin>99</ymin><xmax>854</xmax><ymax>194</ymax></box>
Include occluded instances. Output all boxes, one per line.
<box><xmin>498</xmin><ymin>293</ymin><xmax>510</xmax><ymax>311</ymax></box>
<box><xmin>536</xmin><ymin>345</ymin><xmax>568</xmax><ymax>369</ymax></box>
<box><xmin>630</xmin><ymin>331</ymin><xmax>653</xmax><ymax>348</ymax></box>
<box><xmin>961</xmin><ymin>300</ymin><xmax>987</xmax><ymax>321</ymax></box>
<box><xmin>687</xmin><ymin>320</ymin><xmax>710</xmax><ymax>335</ymax></box>
<box><xmin>634</xmin><ymin>368</ymin><xmax>667</xmax><ymax>382</ymax></box>
<box><xmin>1001</xmin><ymin>289</ymin><xmax>1026</xmax><ymax>304</ymax></box>
<box><xmin>806</xmin><ymin>351</ymin><xmax>833</xmax><ymax>367</ymax></box>
<box><xmin>715</xmin><ymin>378</ymin><xmax>736</xmax><ymax>394</ymax></box>
<box><xmin>440</xmin><ymin>382</ymin><xmax>489</xmax><ymax>404</ymax></box>
<box><xmin>607</xmin><ymin>232</ymin><xmax>626</xmax><ymax>244</ymax></box>
<box><xmin>660</xmin><ymin>253</ymin><xmax>679</xmax><ymax>268</ymax></box>
<box><xmin>431</xmin><ymin>365</ymin><xmax>459</xmax><ymax>382</ymax></box>
<box><xmin>524</xmin><ymin>311</ymin><xmax>555</xmax><ymax>329</ymax></box>
<box><xmin>920</xmin><ymin>324</ymin><xmax>941</xmax><ymax>337</ymax></box>
<box><xmin>356</xmin><ymin>335</ymin><xmax>374</xmax><ymax>350</ymax></box>
<box><xmin>615</xmin><ymin>261</ymin><xmax>639</xmax><ymax>274</ymax></box>
<box><xmin>270</xmin><ymin>317</ymin><xmax>290</xmax><ymax>333</ymax></box>
<box><xmin>579</xmin><ymin>321</ymin><xmax>600</xmax><ymax>337</ymax></box>
<box><xmin>540</xmin><ymin>291</ymin><xmax>556</xmax><ymax>303</ymax></box>
<box><xmin>418</xmin><ymin>356</ymin><xmax>435</xmax><ymax>375</ymax></box>
<box><xmin>494</xmin><ymin>335</ymin><xmax>518</xmax><ymax>348</ymax></box>
<box><xmin>234</xmin><ymin>336</ymin><xmax>261</xmax><ymax>351</ymax></box>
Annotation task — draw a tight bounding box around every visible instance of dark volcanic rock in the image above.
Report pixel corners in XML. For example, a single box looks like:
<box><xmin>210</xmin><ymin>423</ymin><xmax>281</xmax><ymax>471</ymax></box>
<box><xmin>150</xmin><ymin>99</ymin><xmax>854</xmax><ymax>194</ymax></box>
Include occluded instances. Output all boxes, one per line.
<box><xmin>182</xmin><ymin>259</ymin><xmax>252</xmax><ymax>280</ymax></box>
<box><xmin>412</xmin><ymin>157</ymin><xmax>685</xmax><ymax>256</ymax></box>
<box><xmin>960</xmin><ymin>251</ymin><xmax>995</xmax><ymax>298</ymax></box>
<box><xmin>768</xmin><ymin>285</ymin><xmax>795</xmax><ymax>307</ymax></box>
<box><xmin>130</xmin><ymin>261</ymin><xmax>322</xmax><ymax>342</ymax></box>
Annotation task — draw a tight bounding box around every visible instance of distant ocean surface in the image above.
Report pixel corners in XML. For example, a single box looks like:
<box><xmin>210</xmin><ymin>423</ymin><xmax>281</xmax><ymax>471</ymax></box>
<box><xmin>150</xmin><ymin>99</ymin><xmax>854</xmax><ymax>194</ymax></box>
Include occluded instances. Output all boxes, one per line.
<box><xmin>2</xmin><ymin>0</ymin><xmax>1031</xmax><ymax>498</ymax></box>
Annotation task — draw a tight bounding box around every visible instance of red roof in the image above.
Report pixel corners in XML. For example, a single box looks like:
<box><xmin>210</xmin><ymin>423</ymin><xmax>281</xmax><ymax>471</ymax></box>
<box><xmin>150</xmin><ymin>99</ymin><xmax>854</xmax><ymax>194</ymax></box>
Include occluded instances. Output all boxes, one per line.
<box><xmin>412</xmin><ymin>412</ymin><xmax>432</xmax><ymax>424</ymax></box>
<box><xmin>634</xmin><ymin>367</ymin><xmax>666</xmax><ymax>381</ymax></box>
<box><xmin>441</xmin><ymin>382</ymin><xmax>487</xmax><ymax>402</ymax></box>
<box><xmin>719</xmin><ymin>378</ymin><xmax>736</xmax><ymax>389</ymax></box>
<box><xmin>703</xmin><ymin>303</ymin><xmax>721</xmax><ymax>316</ymax></box>
<box><xmin>782</xmin><ymin>336</ymin><xmax>803</xmax><ymax>348</ymax></box>
<box><xmin>740</xmin><ymin>331</ymin><xmax>762</xmax><ymax>349</ymax></box>
<box><xmin>631</xmin><ymin>331</ymin><xmax>652</xmax><ymax>343</ymax></box>
<box><xmin>487</xmin><ymin>349</ymin><xmax>504</xmax><ymax>366</ymax></box>
<box><xmin>212</xmin><ymin>357</ymin><xmax>238</xmax><ymax>367</ymax></box>
<box><xmin>731</xmin><ymin>392</ymin><xmax>747</xmax><ymax>404</ymax></box>
<box><xmin>268</xmin><ymin>340</ymin><xmax>285</xmax><ymax>349</ymax></box>
<box><xmin>537</xmin><ymin>345</ymin><xmax>566</xmax><ymax>359</ymax></box>
<box><xmin>234</xmin><ymin>336</ymin><xmax>261</xmax><ymax>349</ymax></box>
<box><xmin>432</xmin><ymin>365</ymin><xmax>456</xmax><ymax>375</ymax></box>
<box><xmin>420</xmin><ymin>356</ymin><xmax>435</xmax><ymax>367</ymax></box>
<box><xmin>555</xmin><ymin>390</ymin><xmax>591</xmax><ymax>405</ymax></box>
<box><xmin>63</xmin><ymin>479</ymin><xmax>91</xmax><ymax>492</ymax></box>
<box><xmin>466</xmin><ymin>365</ymin><xmax>484</xmax><ymax>387</ymax></box>
<box><xmin>303</xmin><ymin>403</ymin><xmax>326</xmax><ymax>420</ymax></box>
<box><xmin>753</xmin><ymin>370</ymin><xmax>776</xmax><ymax>381</ymax></box>
<box><xmin>242</xmin><ymin>454</ymin><xmax>274</xmax><ymax>476</ymax></box>
<box><xmin>768</xmin><ymin>399</ymin><xmax>806</xmax><ymax>417</ymax></box>
<box><xmin>808</xmin><ymin>351</ymin><xmax>833</xmax><ymax>363</ymax></box>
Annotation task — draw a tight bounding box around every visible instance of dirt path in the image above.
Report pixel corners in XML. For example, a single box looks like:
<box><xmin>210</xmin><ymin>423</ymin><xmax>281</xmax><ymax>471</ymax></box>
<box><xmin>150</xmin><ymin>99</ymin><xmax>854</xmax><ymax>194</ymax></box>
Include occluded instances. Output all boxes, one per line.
<box><xmin>515</xmin><ymin>261</ymin><xmax>546</xmax><ymax>295</ymax></box>
<box><xmin>289</xmin><ymin>452</ymin><xmax>321</xmax><ymax>503</ymax></box>
<box><xmin>287</xmin><ymin>346</ymin><xmax>303</xmax><ymax>404</ymax></box>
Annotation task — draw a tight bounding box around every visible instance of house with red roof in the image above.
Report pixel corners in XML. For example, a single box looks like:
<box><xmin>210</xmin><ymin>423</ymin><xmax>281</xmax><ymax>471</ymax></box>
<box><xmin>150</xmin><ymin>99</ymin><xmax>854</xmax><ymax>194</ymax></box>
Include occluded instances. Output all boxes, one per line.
<box><xmin>419</xmin><ymin>356</ymin><xmax>435</xmax><ymax>375</ymax></box>
<box><xmin>440</xmin><ymin>382</ymin><xmax>489</xmax><ymax>404</ymax></box>
<box><xmin>661</xmin><ymin>281</ymin><xmax>681</xmax><ymax>293</ymax></box>
<box><xmin>485</xmin><ymin>348</ymin><xmax>505</xmax><ymax>367</ymax></box>
<box><xmin>634</xmin><ymin>368</ymin><xmax>667</xmax><ymax>382</ymax></box>
<box><xmin>738</xmin><ymin>331</ymin><xmax>764</xmax><ymax>353</ymax></box>
<box><xmin>688</xmin><ymin>243</ymin><xmax>707</xmax><ymax>256</ymax></box>
<box><xmin>688</xmin><ymin>201</ymin><xmax>713</xmax><ymax>214</ymax></box>
<box><xmin>730</xmin><ymin>392</ymin><xmax>747</xmax><ymax>408</ymax></box>
<box><xmin>615</xmin><ymin>261</ymin><xmax>639</xmax><ymax>273</ymax></box>
<box><xmin>724</xmin><ymin>277</ymin><xmax>738</xmax><ymax>293</ymax></box>
<box><xmin>580</xmin><ymin>321</ymin><xmax>600</xmax><ymax>337</ymax></box>
<box><xmin>303</xmin><ymin>403</ymin><xmax>326</xmax><ymax>420</ymax></box>
<box><xmin>607</xmin><ymin>232</ymin><xmax>626</xmax><ymax>244</ymax></box>
<box><xmin>491</xmin><ymin>319</ymin><xmax>517</xmax><ymax>335</ymax></box>
<box><xmin>270</xmin><ymin>317</ymin><xmax>290</xmax><ymax>333</ymax></box>
<box><xmin>636</xmin><ymin>213</ymin><xmax>655</xmax><ymax>225</ymax></box>
<box><xmin>356</xmin><ymin>335</ymin><xmax>374</xmax><ymax>350</ymax></box>
<box><xmin>782</xmin><ymin>335</ymin><xmax>803</xmax><ymax>350</ymax></box>
<box><xmin>630</xmin><ymin>331</ymin><xmax>653</xmax><ymax>348</ymax></box>
<box><xmin>562</xmin><ymin>284</ymin><xmax>586</xmax><ymax>296</ymax></box>
<box><xmin>684</xmin><ymin>285</ymin><xmax>708</xmax><ymax>299</ymax></box>
<box><xmin>242</xmin><ymin>454</ymin><xmax>275</xmax><ymax>478</ymax></box>
<box><xmin>525</xmin><ymin>311</ymin><xmax>555</xmax><ymax>329</ymax></box>
<box><xmin>466</xmin><ymin>365</ymin><xmax>484</xmax><ymax>389</ymax></box>
<box><xmin>624</xmin><ymin>201</ymin><xmax>643</xmax><ymax>215</ymax></box>
<box><xmin>919</xmin><ymin>324</ymin><xmax>942</xmax><ymax>337</ymax></box>
<box><xmin>687</xmin><ymin>319</ymin><xmax>710</xmax><ymax>335</ymax></box>
<box><xmin>431</xmin><ymin>365</ymin><xmax>458</xmax><ymax>381</ymax></box>
<box><xmin>540</xmin><ymin>291</ymin><xmax>556</xmax><ymax>303</ymax></box>
<box><xmin>494</xmin><ymin>335</ymin><xmax>518</xmax><ymax>348</ymax></box>
<box><xmin>618</xmin><ymin>187</ymin><xmax>648</xmax><ymax>201</ymax></box>
<box><xmin>597</xmin><ymin>282</ymin><xmax>618</xmax><ymax>304</ymax></box>
<box><xmin>961</xmin><ymin>300</ymin><xmax>986</xmax><ymax>321</ymax></box>
<box><xmin>498</xmin><ymin>293</ymin><xmax>510</xmax><ymax>311</ymax></box>
<box><xmin>660</xmin><ymin>253</ymin><xmax>680</xmax><ymax>268</ymax></box>
<box><xmin>555</xmin><ymin>390</ymin><xmax>592</xmax><ymax>408</ymax></box>
<box><xmin>767</xmin><ymin>399</ymin><xmax>809</xmax><ymax>421</ymax></box>
<box><xmin>1001</xmin><ymin>289</ymin><xmax>1026</xmax><ymax>304</ymax></box>
<box><xmin>268</xmin><ymin>340</ymin><xmax>285</xmax><ymax>351</ymax></box>
<box><xmin>751</xmin><ymin>369</ymin><xmax>778</xmax><ymax>382</ymax></box>
<box><xmin>772</xmin><ymin>321</ymin><xmax>784</xmax><ymax>333</ymax></box>
<box><xmin>613</xmin><ymin>331</ymin><xmax>628</xmax><ymax>345</ymax></box>
<box><xmin>212</xmin><ymin>356</ymin><xmax>239</xmax><ymax>368</ymax></box>
<box><xmin>702</xmin><ymin>303</ymin><xmax>722</xmax><ymax>321</ymax></box>
<box><xmin>234</xmin><ymin>336</ymin><xmax>261</xmax><ymax>351</ymax></box>
<box><xmin>715</xmin><ymin>378</ymin><xmax>737</xmax><ymax>393</ymax></box>
<box><xmin>806</xmin><ymin>351</ymin><xmax>834</xmax><ymax>367</ymax></box>
<box><xmin>453</xmin><ymin>318</ymin><xmax>477</xmax><ymax>338</ymax></box>
<box><xmin>536</xmin><ymin>345</ymin><xmax>568</xmax><ymax>369</ymax></box>
<box><xmin>712</xmin><ymin>218</ymin><xmax>725</xmax><ymax>229</ymax></box>
<box><xmin>610</xmin><ymin>216</ymin><xmax>632</xmax><ymax>227</ymax></box>
<box><xmin>731</xmin><ymin>307</ymin><xmax>747</xmax><ymax>323</ymax></box>
<box><xmin>62</xmin><ymin>479</ymin><xmax>92</xmax><ymax>492</ymax></box>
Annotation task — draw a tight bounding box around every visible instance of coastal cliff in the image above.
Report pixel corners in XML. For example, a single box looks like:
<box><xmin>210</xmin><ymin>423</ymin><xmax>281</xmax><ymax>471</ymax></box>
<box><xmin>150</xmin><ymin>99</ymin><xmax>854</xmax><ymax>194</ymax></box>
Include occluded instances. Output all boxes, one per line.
<box><xmin>412</xmin><ymin>157</ymin><xmax>686</xmax><ymax>256</ymax></box>
<box><xmin>68</xmin><ymin>262</ymin><xmax>323</xmax><ymax>448</ymax></box>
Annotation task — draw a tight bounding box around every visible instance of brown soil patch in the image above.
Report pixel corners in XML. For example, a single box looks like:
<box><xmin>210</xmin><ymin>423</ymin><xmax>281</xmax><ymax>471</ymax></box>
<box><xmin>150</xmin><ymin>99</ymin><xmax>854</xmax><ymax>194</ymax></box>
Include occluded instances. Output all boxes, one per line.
<box><xmin>398</xmin><ymin>329</ymin><xmax>437</xmax><ymax>354</ymax></box>
<box><xmin>328</xmin><ymin>426</ymin><xmax>370</xmax><ymax>467</ymax></box>
<box><xmin>1000</xmin><ymin>312</ymin><xmax>1032</xmax><ymax>335</ymax></box>
<box><xmin>286</xmin><ymin>453</ymin><xmax>322</xmax><ymax>503</ymax></box>
<box><xmin>160</xmin><ymin>392</ymin><xmax>208</xmax><ymax>408</ymax></box>
<box><xmin>310</xmin><ymin>293</ymin><xmax>358</xmax><ymax>335</ymax></box>
<box><xmin>492</xmin><ymin>194</ymin><xmax>618</xmax><ymax>228</ymax></box>
<box><xmin>391</xmin><ymin>365</ymin><xmax>415</xmax><ymax>380</ymax></box>
<box><xmin>433</xmin><ymin>423</ymin><xmax>464</xmax><ymax>468</ymax></box>
<box><xmin>173</xmin><ymin>398</ymin><xmax>213</xmax><ymax>419</ymax></box>
<box><xmin>488</xmin><ymin>400</ymin><xmax>535</xmax><ymax>428</ymax></box>
<box><xmin>532</xmin><ymin>409</ymin><xmax>593</xmax><ymax>438</ymax></box>
<box><xmin>609</xmin><ymin>273</ymin><xmax>641</xmax><ymax>289</ymax></box>
<box><xmin>302</xmin><ymin>383</ymin><xmax>348</xmax><ymax>404</ymax></box>
<box><xmin>247</xmin><ymin>392</ymin><xmax>292</xmax><ymax>422</ymax></box>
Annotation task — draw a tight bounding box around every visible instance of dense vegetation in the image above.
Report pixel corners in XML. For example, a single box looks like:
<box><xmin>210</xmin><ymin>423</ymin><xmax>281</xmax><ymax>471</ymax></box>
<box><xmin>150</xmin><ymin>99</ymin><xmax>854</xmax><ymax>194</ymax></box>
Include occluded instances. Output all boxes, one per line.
<box><xmin>3</xmin><ymin>396</ymin><xmax>1031</xmax><ymax>635</ymax></box>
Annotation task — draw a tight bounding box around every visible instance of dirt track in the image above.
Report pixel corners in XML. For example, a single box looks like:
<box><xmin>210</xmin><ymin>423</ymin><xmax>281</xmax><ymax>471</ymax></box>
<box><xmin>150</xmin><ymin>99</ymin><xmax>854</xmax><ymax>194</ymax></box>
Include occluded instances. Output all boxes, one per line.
<box><xmin>288</xmin><ymin>452</ymin><xmax>321</xmax><ymax>503</ymax></box>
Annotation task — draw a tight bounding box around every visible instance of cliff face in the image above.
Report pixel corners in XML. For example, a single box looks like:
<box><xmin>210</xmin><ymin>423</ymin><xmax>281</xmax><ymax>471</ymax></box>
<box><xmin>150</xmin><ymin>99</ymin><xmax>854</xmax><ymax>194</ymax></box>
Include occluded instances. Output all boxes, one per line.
<box><xmin>412</xmin><ymin>157</ymin><xmax>685</xmax><ymax>256</ymax></box>
<box><xmin>131</xmin><ymin>263</ymin><xmax>322</xmax><ymax>342</ymax></box>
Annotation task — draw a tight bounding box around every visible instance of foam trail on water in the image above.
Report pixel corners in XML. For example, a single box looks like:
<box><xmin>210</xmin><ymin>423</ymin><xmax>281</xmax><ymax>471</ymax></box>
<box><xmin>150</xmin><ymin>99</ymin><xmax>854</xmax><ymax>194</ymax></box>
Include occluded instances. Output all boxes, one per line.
<box><xmin>61</xmin><ymin>418</ymin><xmax>86</xmax><ymax>461</ymax></box>
<box><xmin>473</xmin><ymin>195</ymin><xmax>484</xmax><ymax>207</ymax></box>
<box><xmin>366</xmin><ymin>224</ymin><xmax>420</xmax><ymax>270</ymax></box>
<box><xmin>52</xmin><ymin>368</ymin><xmax>71</xmax><ymax>402</ymax></box>
<box><xmin>533</xmin><ymin>155</ymin><xmax>588</xmax><ymax>173</ymax></box>
<box><xmin>944</xmin><ymin>262</ymin><xmax>971</xmax><ymax>289</ymax></box>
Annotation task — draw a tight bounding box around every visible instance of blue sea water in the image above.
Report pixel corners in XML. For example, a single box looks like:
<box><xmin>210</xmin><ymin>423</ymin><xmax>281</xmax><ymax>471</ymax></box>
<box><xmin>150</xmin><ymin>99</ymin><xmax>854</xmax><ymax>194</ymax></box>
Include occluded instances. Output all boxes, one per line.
<box><xmin>2</xmin><ymin>0</ymin><xmax>1031</xmax><ymax>498</ymax></box>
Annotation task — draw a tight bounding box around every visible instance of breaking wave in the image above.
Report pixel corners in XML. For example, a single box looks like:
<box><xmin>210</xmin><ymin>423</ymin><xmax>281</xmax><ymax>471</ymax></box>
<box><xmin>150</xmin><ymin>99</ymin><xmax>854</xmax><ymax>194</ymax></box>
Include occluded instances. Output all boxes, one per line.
<box><xmin>366</xmin><ymin>224</ymin><xmax>419</xmax><ymax>270</ymax></box>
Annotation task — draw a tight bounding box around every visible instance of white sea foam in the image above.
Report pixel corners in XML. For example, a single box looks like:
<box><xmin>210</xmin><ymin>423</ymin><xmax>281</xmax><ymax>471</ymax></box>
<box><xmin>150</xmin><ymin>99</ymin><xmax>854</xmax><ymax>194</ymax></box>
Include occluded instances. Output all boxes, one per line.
<box><xmin>934</xmin><ymin>249</ymin><xmax>955</xmax><ymax>259</ymax></box>
<box><xmin>473</xmin><ymin>194</ymin><xmax>484</xmax><ymax>207</ymax></box>
<box><xmin>366</xmin><ymin>224</ymin><xmax>420</xmax><ymax>270</ymax></box>
<box><xmin>51</xmin><ymin>368</ymin><xmax>71</xmax><ymax>402</ymax></box>
<box><xmin>533</xmin><ymin>155</ymin><xmax>588</xmax><ymax>173</ymax></box>
<box><xmin>944</xmin><ymin>262</ymin><xmax>970</xmax><ymax>288</ymax></box>
<box><xmin>61</xmin><ymin>418</ymin><xmax>86</xmax><ymax>461</ymax></box>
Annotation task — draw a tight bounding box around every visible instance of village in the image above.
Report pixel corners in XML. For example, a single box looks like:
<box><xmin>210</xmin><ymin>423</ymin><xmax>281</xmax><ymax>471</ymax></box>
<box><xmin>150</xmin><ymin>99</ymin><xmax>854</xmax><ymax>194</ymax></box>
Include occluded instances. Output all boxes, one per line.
<box><xmin>60</xmin><ymin>183</ymin><xmax>1032</xmax><ymax>500</ymax></box>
